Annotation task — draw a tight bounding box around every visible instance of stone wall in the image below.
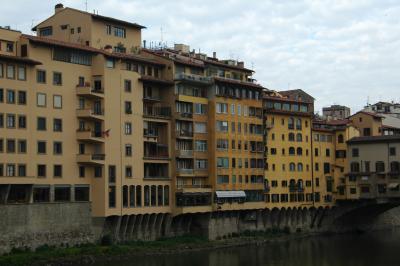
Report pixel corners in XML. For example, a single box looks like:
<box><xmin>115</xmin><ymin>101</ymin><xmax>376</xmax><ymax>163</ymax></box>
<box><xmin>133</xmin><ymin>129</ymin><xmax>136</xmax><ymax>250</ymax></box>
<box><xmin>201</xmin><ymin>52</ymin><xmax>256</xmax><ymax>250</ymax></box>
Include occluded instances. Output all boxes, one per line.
<box><xmin>0</xmin><ymin>202</ymin><xmax>96</xmax><ymax>254</ymax></box>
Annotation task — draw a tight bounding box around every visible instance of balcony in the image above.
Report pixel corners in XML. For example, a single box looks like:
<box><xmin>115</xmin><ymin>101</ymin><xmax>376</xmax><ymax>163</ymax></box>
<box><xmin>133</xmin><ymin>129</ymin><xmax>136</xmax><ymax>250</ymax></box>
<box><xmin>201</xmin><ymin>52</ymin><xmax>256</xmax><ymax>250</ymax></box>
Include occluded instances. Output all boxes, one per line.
<box><xmin>76</xmin><ymin>85</ymin><xmax>104</xmax><ymax>98</ymax></box>
<box><xmin>176</xmin><ymin>149</ymin><xmax>194</xmax><ymax>158</ymax></box>
<box><xmin>143</xmin><ymin>94</ymin><xmax>161</xmax><ymax>102</ymax></box>
<box><xmin>76</xmin><ymin>153</ymin><xmax>105</xmax><ymax>165</ymax></box>
<box><xmin>144</xmin><ymin>163</ymin><xmax>169</xmax><ymax>180</ymax></box>
<box><xmin>143</xmin><ymin>129</ymin><xmax>159</xmax><ymax>142</ymax></box>
<box><xmin>76</xmin><ymin>108</ymin><xmax>104</xmax><ymax>120</ymax></box>
<box><xmin>176</xmin><ymin>112</ymin><xmax>193</xmax><ymax>120</ymax></box>
<box><xmin>174</xmin><ymin>73</ymin><xmax>212</xmax><ymax>85</ymax></box>
<box><xmin>175</xmin><ymin>130</ymin><xmax>193</xmax><ymax>139</ymax></box>
<box><xmin>143</xmin><ymin>105</ymin><xmax>171</xmax><ymax>119</ymax></box>
<box><xmin>76</xmin><ymin>129</ymin><xmax>104</xmax><ymax>143</ymax></box>
<box><xmin>144</xmin><ymin>144</ymin><xmax>169</xmax><ymax>160</ymax></box>
<box><xmin>177</xmin><ymin>168</ymin><xmax>194</xmax><ymax>176</ymax></box>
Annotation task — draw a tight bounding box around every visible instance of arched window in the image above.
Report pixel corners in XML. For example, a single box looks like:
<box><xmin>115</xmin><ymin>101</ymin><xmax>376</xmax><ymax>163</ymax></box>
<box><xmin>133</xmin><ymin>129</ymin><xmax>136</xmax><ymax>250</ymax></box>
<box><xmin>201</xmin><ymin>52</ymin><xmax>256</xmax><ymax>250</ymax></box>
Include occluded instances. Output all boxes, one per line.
<box><xmin>350</xmin><ymin>162</ymin><xmax>360</xmax><ymax>172</ymax></box>
<box><xmin>164</xmin><ymin>185</ymin><xmax>170</xmax><ymax>205</ymax></box>
<box><xmin>296</xmin><ymin>133</ymin><xmax>302</xmax><ymax>142</ymax></box>
<box><xmin>297</xmin><ymin>147</ymin><xmax>303</xmax><ymax>155</ymax></box>
<box><xmin>391</xmin><ymin>161</ymin><xmax>400</xmax><ymax>172</ymax></box>
<box><xmin>289</xmin><ymin>179</ymin><xmax>296</xmax><ymax>190</ymax></box>
<box><xmin>264</xmin><ymin>179</ymin><xmax>269</xmax><ymax>190</ymax></box>
<box><xmin>122</xmin><ymin>185</ymin><xmax>128</xmax><ymax>208</ymax></box>
<box><xmin>288</xmin><ymin>117</ymin><xmax>294</xmax><ymax>129</ymax></box>
<box><xmin>338</xmin><ymin>134</ymin><xmax>344</xmax><ymax>143</ymax></box>
<box><xmin>289</xmin><ymin>133</ymin><xmax>295</xmax><ymax>141</ymax></box>
<box><xmin>289</xmin><ymin>163</ymin><xmax>296</xmax><ymax>171</ymax></box>
<box><xmin>157</xmin><ymin>185</ymin><xmax>163</xmax><ymax>206</ymax></box>
<box><xmin>376</xmin><ymin>161</ymin><xmax>385</xmax><ymax>172</ymax></box>
<box><xmin>289</xmin><ymin>147</ymin><xmax>295</xmax><ymax>155</ymax></box>
<box><xmin>297</xmin><ymin>163</ymin><xmax>303</xmax><ymax>172</ymax></box>
<box><xmin>129</xmin><ymin>185</ymin><xmax>135</xmax><ymax>207</ymax></box>
<box><xmin>296</xmin><ymin>118</ymin><xmax>302</xmax><ymax>130</ymax></box>
<box><xmin>151</xmin><ymin>185</ymin><xmax>157</xmax><ymax>206</ymax></box>
<box><xmin>136</xmin><ymin>186</ymin><xmax>142</xmax><ymax>206</ymax></box>
<box><xmin>144</xmin><ymin>185</ymin><xmax>150</xmax><ymax>206</ymax></box>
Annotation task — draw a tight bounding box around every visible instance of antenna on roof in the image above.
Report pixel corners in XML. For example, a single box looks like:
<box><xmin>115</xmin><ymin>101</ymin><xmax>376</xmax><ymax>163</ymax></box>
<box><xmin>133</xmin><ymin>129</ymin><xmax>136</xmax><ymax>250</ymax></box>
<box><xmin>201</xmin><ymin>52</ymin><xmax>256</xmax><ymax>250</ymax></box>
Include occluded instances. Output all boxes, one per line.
<box><xmin>85</xmin><ymin>0</ymin><xmax>88</xmax><ymax>12</ymax></box>
<box><xmin>160</xmin><ymin>26</ymin><xmax>164</xmax><ymax>42</ymax></box>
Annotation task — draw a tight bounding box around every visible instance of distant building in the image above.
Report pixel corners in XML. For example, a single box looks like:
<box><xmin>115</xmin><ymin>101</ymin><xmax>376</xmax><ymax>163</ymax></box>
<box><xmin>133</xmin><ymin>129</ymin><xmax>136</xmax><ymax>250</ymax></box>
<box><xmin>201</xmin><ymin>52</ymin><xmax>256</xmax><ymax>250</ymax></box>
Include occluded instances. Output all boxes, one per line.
<box><xmin>361</xmin><ymin>102</ymin><xmax>400</xmax><ymax>135</ymax></box>
<box><xmin>322</xmin><ymin>105</ymin><xmax>351</xmax><ymax>120</ymax></box>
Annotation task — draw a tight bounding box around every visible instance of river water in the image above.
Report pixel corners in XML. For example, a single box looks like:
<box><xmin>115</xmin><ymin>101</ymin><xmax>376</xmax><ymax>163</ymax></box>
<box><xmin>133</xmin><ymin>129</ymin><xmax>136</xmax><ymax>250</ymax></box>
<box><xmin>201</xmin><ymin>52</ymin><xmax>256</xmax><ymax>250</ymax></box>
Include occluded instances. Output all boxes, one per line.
<box><xmin>94</xmin><ymin>230</ymin><xmax>400</xmax><ymax>266</ymax></box>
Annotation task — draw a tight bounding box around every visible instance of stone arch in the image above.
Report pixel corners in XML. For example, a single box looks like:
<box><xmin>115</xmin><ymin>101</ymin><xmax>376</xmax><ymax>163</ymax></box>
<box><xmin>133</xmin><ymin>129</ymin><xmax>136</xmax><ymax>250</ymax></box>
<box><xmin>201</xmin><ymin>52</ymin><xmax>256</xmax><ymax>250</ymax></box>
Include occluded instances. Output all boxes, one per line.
<box><xmin>271</xmin><ymin>207</ymin><xmax>280</xmax><ymax>228</ymax></box>
<box><xmin>278</xmin><ymin>207</ymin><xmax>286</xmax><ymax>228</ymax></box>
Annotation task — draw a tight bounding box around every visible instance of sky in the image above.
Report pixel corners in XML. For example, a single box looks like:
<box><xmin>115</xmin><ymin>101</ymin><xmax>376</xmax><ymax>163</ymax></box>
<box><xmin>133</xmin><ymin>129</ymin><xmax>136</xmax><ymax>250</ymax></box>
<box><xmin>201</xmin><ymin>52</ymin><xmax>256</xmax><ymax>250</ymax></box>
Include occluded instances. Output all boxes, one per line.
<box><xmin>2</xmin><ymin>0</ymin><xmax>400</xmax><ymax>114</ymax></box>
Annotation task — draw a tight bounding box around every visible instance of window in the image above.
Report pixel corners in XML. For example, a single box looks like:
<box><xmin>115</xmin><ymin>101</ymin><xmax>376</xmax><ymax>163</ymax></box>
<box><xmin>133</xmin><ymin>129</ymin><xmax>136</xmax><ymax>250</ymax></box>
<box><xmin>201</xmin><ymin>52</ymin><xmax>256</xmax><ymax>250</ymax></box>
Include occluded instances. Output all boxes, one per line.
<box><xmin>194</xmin><ymin>103</ymin><xmax>206</xmax><ymax>115</ymax></box>
<box><xmin>217</xmin><ymin>157</ymin><xmax>229</xmax><ymax>168</ymax></box>
<box><xmin>125</xmin><ymin>166</ymin><xmax>132</xmax><ymax>178</ymax></box>
<box><xmin>217</xmin><ymin>175</ymin><xmax>229</xmax><ymax>184</ymax></box>
<box><xmin>37</xmin><ymin>164</ymin><xmax>46</xmax><ymax>177</ymax></box>
<box><xmin>53</xmin><ymin>142</ymin><xmax>62</xmax><ymax>155</ymax></box>
<box><xmin>195</xmin><ymin>159</ymin><xmax>208</xmax><ymax>169</ymax></box>
<box><xmin>53</xmin><ymin>118</ymin><xmax>62</xmax><ymax>132</ymax></box>
<box><xmin>7</xmin><ymin>65</ymin><xmax>15</xmax><ymax>79</ymax></box>
<box><xmin>376</xmin><ymin>161</ymin><xmax>385</xmax><ymax>173</ymax></box>
<box><xmin>326</xmin><ymin>149</ymin><xmax>330</xmax><ymax>157</ymax></box>
<box><xmin>124</xmin><ymin>122</ymin><xmax>132</xmax><ymax>135</ymax></box>
<box><xmin>39</xmin><ymin>26</ymin><xmax>53</xmax><ymax>36</ymax></box>
<box><xmin>54</xmin><ymin>186</ymin><xmax>71</xmax><ymax>202</ymax></box>
<box><xmin>37</xmin><ymin>141</ymin><xmax>46</xmax><ymax>154</ymax></box>
<box><xmin>324</xmin><ymin>163</ymin><xmax>331</xmax><ymax>174</ymax></box>
<box><xmin>108</xmin><ymin>186</ymin><xmax>116</xmax><ymax>208</ymax></box>
<box><xmin>53</xmin><ymin>95</ymin><xmax>62</xmax><ymax>108</ymax></box>
<box><xmin>217</xmin><ymin>139</ymin><xmax>229</xmax><ymax>150</ymax></box>
<box><xmin>194</xmin><ymin>122</ymin><xmax>207</xmax><ymax>133</ymax></box>
<box><xmin>77</xmin><ymin>27</ymin><xmax>81</xmax><ymax>33</ymax></box>
<box><xmin>125</xmin><ymin>101</ymin><xmax>132</xmax><ymax>114</ymax></box>
<box><xmin>37</xmin><ymin>117</ymin><xmax>46</xmax><ymax>130</ymax></box>
<box><xmin>363</xmin><ymin>128</ymin><xmax>371</xmax><ymax>136</ymax></box>
<box><xmin>124</xmin><ymin>79</ymin><xmax>131</xmax><ymax>92</ymax></box>
<box><xmin>106</xmin><ymin>25</ymin><xmax>112</xmax><ymax>34</ymax></box>
<box><xmin>390</xmin><ymin>147</ymin><xmax>396</xmax><ymax>156</ymax></box>
<box><xmin>94</xmin><ymin>166</ymin><xmax>103</xmax><ymax>178</ymax></box>
<box><xmin>0</xmin><ymin>88</ymin><xmax>3</xmax><ymax>102</ymax></box>
<box><xmin>16</xmin><ymin>140</ymin><xmax>26</xmax><ymax>153</ymax></box>
<box><xmin>53</xmin><ymin>48</ymin><xmax>92</xmax><ymax>66</ymax></box>
<box><xmin>53</xmin><ymin>72</ymin><xmax>62</xmax><ymax>85</ymax></box>
<box><xmin>352</xmin><ymin>148</ymin><xmax>359</xmax><ymax>157</ymax></box>
<box><xmin>79</xmin><ymin>166</ymin><xmax>85</xmax><ymax>178</ymax></box>
<box><xmin>7</xmin><ymin>139</ymin><xmax>15</xmax><ymax>153</ymax></box>
<box><xmin>106</xmin><ymin>59</ymin><xmax>115</xmax><ymax>68</ymax></box>
<box><xmin>17</xmin><ymin>66</ymin><xmax>26</xmax><ymax>81</ymax></box>
<box><xmin>125</xmin><ymin>144</ymin><xmax>132</xmax><ymax>156</ymax></box>
<box><xmin>6</xmin><ymin>114</ymin><xmax>15</xmax><ymax>128</ymax></box>
<box><xmin>6</xmin><ymin>90</ymin><xmax>15</xmax><ymax>103</ymax></box>
<box><xmin>0</xmin><ymin>63</ymin><xmax>3</xmax><ymax>78</ymax></box>
<box><xmin>194</xmin><ymin>140</ymin><xmax>207</xmax><ymax>152</ymax></box>
<box><xmin>216</xmin><ymin>121</ymin><xmax>228</xmax><ymax>132</ymax></box>
<box><xmin>18</xmin><ymin>164</ymin><xmax>26</xmax><ymax>177</ymax></box>
<box><xmin>37</xmin><ymin>93</ymin><xmax>46</xmax><ymax>107</ymax></box>
<box><xmin>75</xmin><ymin>186</ymin><xmax>89</xmax><ymax>202</ymax></box>
<box><xmin>216</xmin><ymin>103</ymin><xmax>228</xmax><ymax>114</ymax></box>
<box><xmin>338</xmin><ymin>134</ymin><xmax>344</xmax><ymax>143</ymax></box>
<box><xmin>37</xmin><ymin>70</ymin><xmax>46</xmax><ymax>83</ymax></box>
<box><xmin>6</xmin><ymin>164</ymin><xmax>16</xmax><ymax>176</ymax></box>
<box><xmin>230</xmin><ymin>104</ymin><xmax>235</xmax><ymax>115</ymax></box>
<box><xmin>54</xmin><ymin>165</ymin><xmax>62</xmax><ymax>178</ymax></box>
<box><xmin>113</xmin><ymin>26</ymin><xmax>126</xmax><ymax>37</ymax></box>
<box><xmin>18</xmin><ymin>91</ymin><xmax>26</xmax><ymax>104</ymax></box>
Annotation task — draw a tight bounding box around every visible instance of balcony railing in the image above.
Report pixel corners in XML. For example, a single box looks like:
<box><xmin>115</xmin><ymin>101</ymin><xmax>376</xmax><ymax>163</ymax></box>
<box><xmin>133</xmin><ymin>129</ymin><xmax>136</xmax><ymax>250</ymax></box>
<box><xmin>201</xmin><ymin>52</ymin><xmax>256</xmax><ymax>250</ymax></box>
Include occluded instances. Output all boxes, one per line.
<box><xmin>176</xmin><ymin>149</ymin><xmax>194</xmax><ymax>157</ymax></box>
<box><xmin>76</xmin><ymin>108</ymin><xmax>104</xmax><ymax>119</ymax></box>
<box><xmin>175</xmin><ymin>130</ymin><xmax>194</xmax><ymax>138</ymax></box>
<box><xmin>144</xmin><ymin>145</ymin><xmax>169</xmax><ymax>159</ymax></box>
<box><xmin>143</xmin><ymin>106</ymin><xmax>171</xmax><ymax>119</ymax></box>
<box><xmin>174</xmin><ymin>73</ymin><xmax>212</xmax><ymax>84</ymax></box>
<box><xmin>177</xmin><ymin>112</ymin><xmax>193</xmax><ymax>119</ymax></box>
<box><xmin>177</xmin><ymin>168</ymin><xmax>194</xmax><ymax>175</ymax></box>
<box><xmin>143</xmin><ymin>129</ymin><xmax>159</xmax><ymax>138</ymax></box>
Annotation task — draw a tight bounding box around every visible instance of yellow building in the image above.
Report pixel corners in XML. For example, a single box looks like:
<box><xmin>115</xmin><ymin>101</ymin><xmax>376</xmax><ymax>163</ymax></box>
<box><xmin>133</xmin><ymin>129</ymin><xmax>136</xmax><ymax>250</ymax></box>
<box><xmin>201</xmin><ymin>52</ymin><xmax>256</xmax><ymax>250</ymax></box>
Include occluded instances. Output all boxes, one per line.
<box><xmin>263</xmin><ymin>90</ymin><xmax>315</xmax><ymax>208</ymax></box>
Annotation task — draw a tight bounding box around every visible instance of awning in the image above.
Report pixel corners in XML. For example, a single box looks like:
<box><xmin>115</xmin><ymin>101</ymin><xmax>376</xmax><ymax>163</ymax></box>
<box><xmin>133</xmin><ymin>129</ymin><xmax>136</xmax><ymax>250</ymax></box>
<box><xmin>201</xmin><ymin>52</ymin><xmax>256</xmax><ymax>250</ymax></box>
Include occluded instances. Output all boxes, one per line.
<box><xmin>388</xmin><ymin>183</ymin><xmax>399</xmax><ymax>189</ymax></box>
<box><xmin>215</xmin><ymin>190</ymin><xmax>246</xmax><ymax>198</ymax></box>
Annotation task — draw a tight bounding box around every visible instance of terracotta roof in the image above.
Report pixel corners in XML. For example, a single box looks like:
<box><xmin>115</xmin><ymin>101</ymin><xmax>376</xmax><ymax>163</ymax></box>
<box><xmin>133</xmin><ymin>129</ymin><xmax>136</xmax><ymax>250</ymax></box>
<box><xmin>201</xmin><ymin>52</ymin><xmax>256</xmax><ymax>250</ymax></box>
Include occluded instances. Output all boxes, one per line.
<box><xmin>32</xmin><ymin>7</ymin><xmax>145</xmax><ymax>31</ymax></box>
<box><xmin>279</xmin><ymin>89</ymin><xmax>315</xmax><ymax>102</ymax></box>
<box><xmin>139</xmin><ymin>75</ymin><xmax>174</xmax><ymax>85</ymax></box>
<box><xmin>0</xmin><ymin>54</ymin><xmax>42</xmax><ymax>65</ymax></box>
<box><xmin>349</xmin><ymin>111</ymin><xmax>384</xmax><ymax>119</ymax></box>
<box><xmin>213</xmin><ymin>76</ymin><xmax>266</xmax><ymax>90</ymax></box>
<box><xmin>326</xmin><ymin>119</ymin><xmax>350</xmax><ymax>126</ymax></box>
<box><xmin>347</xmin><ymin>135</ymin><xmax>400</xmax><ymax>144</ymax></box>
<box><xmin>263</xmin><ymin>95</ymin><xmax>312</xmax><ymax>104</ymax></box>
<box><xmin>23</xmin><ymin>34</ymin><xmax>100</xmax><ymax>53</ymax></box>
<box><xmin>23</xmin><ymin>35</ymin><xmax>164</xmax><ymax>66</ymax></box>
<box><xmin>203</xmin><ymin>59</ymin><xmax>254</xmax><ymax>73</ymax></box>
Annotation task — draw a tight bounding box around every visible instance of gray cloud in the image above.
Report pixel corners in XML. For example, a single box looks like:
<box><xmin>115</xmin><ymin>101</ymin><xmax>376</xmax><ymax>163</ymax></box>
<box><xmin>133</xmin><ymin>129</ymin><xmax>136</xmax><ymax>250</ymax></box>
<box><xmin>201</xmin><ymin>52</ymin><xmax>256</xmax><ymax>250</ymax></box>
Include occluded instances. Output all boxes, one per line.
<box><xmin>3</xmin><ymin>0</ymin><xmax>400</xmax><ymax>113</ymax></box>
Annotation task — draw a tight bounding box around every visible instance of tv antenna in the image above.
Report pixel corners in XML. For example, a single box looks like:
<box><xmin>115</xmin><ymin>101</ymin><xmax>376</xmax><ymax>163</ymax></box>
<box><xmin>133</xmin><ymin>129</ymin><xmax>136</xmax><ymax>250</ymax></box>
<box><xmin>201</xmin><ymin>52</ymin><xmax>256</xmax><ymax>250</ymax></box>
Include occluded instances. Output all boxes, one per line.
<box><xmin>85</xmin><ymin>0</ymin><xmax>88</xmax><ymax>11</ymax></box>
<box><xmin>160</xmin><ymin>27</ymin><xmax>164</xmax><ymax>42</ymax></box>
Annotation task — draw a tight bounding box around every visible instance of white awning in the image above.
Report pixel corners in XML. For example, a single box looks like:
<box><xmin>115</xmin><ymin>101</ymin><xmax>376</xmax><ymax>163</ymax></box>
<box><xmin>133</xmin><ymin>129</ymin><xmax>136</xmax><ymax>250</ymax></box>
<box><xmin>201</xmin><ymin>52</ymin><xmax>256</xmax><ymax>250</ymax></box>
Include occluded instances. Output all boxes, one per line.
<box><xmin>388</xmin><ymin>183</ymin><xmax>399</xmax><ymax>189</ymax></box>
<box><xmin>215</xmin><ymin>190</ymin><xmax>246</xmax><ymax>198</ymax></box>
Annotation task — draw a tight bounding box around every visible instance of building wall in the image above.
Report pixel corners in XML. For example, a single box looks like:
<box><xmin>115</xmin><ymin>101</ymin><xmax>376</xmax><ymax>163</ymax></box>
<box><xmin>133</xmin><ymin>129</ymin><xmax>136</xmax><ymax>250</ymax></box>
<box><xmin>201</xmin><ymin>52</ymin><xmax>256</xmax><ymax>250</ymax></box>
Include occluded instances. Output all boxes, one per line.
<box><xmin>350</xmin><ymin>112</ymin><xmax>382</xmax><ymax>136</ymax></box>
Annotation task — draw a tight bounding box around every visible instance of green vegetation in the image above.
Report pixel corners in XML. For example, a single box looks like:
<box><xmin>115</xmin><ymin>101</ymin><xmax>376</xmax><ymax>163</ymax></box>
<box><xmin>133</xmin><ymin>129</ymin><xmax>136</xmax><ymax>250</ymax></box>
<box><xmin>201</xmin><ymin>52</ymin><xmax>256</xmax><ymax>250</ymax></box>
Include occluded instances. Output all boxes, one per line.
<box><xmin>0</xmin><ymin>229</ymin><xmax>294</xmax><ymax>266</ymax></box>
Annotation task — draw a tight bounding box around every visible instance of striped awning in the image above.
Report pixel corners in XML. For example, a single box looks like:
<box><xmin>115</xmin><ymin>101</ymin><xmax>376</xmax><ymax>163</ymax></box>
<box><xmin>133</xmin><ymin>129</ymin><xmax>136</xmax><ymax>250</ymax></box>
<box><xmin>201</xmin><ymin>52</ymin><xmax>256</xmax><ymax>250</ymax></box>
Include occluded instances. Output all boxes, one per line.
<box><xmin>215</xmin><ymin>190</ymin><xmax>246</xmax><ymax>198</ymax></box>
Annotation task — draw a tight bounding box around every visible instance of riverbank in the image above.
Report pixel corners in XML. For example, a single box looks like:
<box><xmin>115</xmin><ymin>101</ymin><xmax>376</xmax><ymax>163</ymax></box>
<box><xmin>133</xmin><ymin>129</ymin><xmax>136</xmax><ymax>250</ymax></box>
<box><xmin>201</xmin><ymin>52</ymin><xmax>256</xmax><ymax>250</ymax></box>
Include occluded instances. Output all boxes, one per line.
<box><xmin>0</xmin><ymin>228</ymin><xmax>310</xmax><ymax>266</ymax></box>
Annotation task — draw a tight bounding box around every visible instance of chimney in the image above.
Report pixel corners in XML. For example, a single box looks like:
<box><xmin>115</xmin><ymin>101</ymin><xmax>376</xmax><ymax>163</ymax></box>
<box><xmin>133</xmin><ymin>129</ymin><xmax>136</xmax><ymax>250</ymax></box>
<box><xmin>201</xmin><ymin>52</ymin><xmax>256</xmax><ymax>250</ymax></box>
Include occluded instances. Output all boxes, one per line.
<box><xmin>55</xmin><ymin>3</ymin><xmax>64</xmax><ymax>13</ymax></box>
<box><xmin>237</xmin><ymin>61</ymin><xmax>244</xmax><ymax>68</ymax></box>
<box><xmin>213</xmin><ymin>52</ymin><xmax>216</xmax><ymax>58</ymax></box>
<box><xmin>143</xmin><ymin>40</ymin><xmax>147</xmax><ymax>49</ymax></box>
<box><xmin>104</xmin><ymin>45</ymin><xmax>113</xmax><ymax>53</ymax></box>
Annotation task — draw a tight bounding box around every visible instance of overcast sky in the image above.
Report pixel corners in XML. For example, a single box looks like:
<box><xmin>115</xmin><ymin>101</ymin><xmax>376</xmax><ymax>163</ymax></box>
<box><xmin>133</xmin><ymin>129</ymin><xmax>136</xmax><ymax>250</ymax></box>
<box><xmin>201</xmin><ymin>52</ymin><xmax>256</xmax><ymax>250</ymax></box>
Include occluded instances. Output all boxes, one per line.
<box><xmin>3</xmin><ymin>0</ymin><xmax>399</xmax><ymax>113</ymax></box>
